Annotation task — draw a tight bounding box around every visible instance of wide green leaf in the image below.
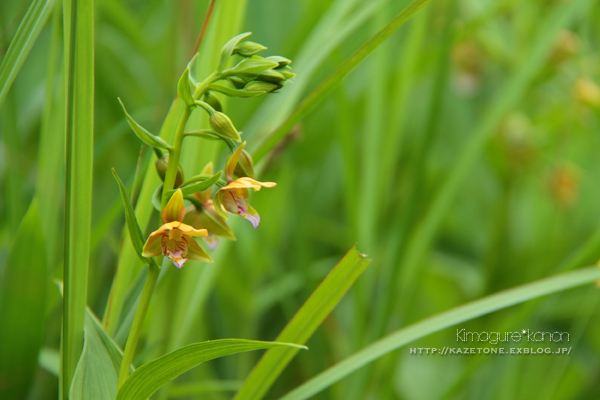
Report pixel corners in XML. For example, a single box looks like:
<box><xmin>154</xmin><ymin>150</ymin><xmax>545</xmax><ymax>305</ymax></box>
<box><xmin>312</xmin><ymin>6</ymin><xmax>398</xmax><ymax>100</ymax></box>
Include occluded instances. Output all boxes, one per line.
<box><xmin>116</xmin><ymin>339</ymin><xmax>306</xmax><ymax>400</ymax></box>
<box><xmin>279</xmin><ymin>266</ymin><xmax>600</xmax><ymax>400</ymax></box>
<box><xmin>233</xmin><ymin>246</ymin><xmax>370</xmax><ymax>400</ymax></box>
<box><xmin>0</xmin><ymin>0</ymin><xmax>57</xmax><ymax>110</ymax></box>
<box><xmin>70</xmin><ymin>309</ymin><xmax>127</xmax><ymax>400</ymax></box>
<box><xmin>118</xmin><ymin>98</ymin><xmax>173</xmax><ymax>150</ymax></box>
<box><xmin>0</xmin><ymin>200</ymin><xmax>47</xmax><ymax>399</ymax></box>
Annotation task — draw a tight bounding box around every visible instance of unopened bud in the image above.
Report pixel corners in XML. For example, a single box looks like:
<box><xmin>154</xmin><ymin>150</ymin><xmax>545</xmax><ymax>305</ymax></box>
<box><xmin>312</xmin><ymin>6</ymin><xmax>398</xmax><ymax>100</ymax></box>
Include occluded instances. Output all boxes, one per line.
<box><xmin>550</xmin><ymin>30</ymin><xmax>579</xmax><ymax>65</ymax></box>
<box><xmin>228</xmin><ymin>76</ymin><xmax>249</xmax><ymax>89</ymax></box>
<box><xmin>210</xmin><ymin>112</ymin><xmax>241</xmax><ymax>142</ymax></box>
<box><xmin>574</xmin><ymin>78</ymin><xmax>600</xmax><ymax>109</ymax></box>
<box><xmin>265</xmin><ymin>56</ymin><xmax>291</xmax><ymax>68</ymax></box>
<box><xmin>278</xmin><ymin>66</ymin><xmax>296</xmax><ymax>80</ymax></box>
<box><xmin>234</xmin><ymin>41</ymin><xmax>267</xmax><ymax>57</ymax></box>
<box><xmin>155</xmin><ymin>154</ymin><xmax>185</xmax><ymax>187</ymax></box>
<box><xmin>244</xmin><ymin>81</ymin><xmax>278</xmax><ymax>93</ymax></box>
<box><xmin>227</xmin><ymin>56</ymin><xmax>279</xmax><ymax>78</ymax></box>
<box><xmin>203</xmin><ymin>91</ymin><xmax>223</xmax><ymax>112</ymax></box>
<box><xmin>234</xmin><ymin>149</ymin><xmax>256</xmax><ymax>179</ymax></box>
<box><xmin>257</xmin><ymin>69</ymin><xmax>286</xmax><ymax>83</ymax></box>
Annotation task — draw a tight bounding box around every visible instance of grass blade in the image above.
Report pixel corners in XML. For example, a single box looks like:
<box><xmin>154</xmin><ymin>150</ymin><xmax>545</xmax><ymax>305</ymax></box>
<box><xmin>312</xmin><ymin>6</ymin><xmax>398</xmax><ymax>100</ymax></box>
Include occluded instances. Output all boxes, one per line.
<box><xmin>0</xmin><ymin>200</ymin><xmax>47</xmax><ymax>399</ymax></box>
<box><xmin>60</xmin><ymin>0</ymin><xmax>94</xmax><ymax>397</ymax></box>
<box><xmin>0</xmin><ymin>0</ymin><xmax>57</xmax><ymax>110</ymax></box>
<box><xmin>116</xmin><ymin>339</ymin><xmax>305</xmax><ymax>400</ymax></box>
<box><xmin>394</xmin><ymin>0</ymin><xmax>595</xmax><ymax>309</ymax></box>
<box><xmin>251</xmin><ymin>0</ymin><xmax>432</xmax><ymax>162</ymax></box>
<box><xmin>233</xmin><ymin>246</ymin><xmax>371</xmax><ymax>400</ymax></box>
<box><xmin>279</xmin><ymin>266</ymin><xmax>600</xmax><ymax>400</ymax></box>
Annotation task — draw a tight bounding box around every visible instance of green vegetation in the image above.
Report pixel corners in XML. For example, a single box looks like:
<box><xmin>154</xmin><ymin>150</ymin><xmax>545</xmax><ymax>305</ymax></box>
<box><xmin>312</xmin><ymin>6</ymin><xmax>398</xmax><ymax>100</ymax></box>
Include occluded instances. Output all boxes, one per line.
<box><xmin>1</xmin><ymin>0</ymin><xmax>600</xmax><ymax>399</ymax></box>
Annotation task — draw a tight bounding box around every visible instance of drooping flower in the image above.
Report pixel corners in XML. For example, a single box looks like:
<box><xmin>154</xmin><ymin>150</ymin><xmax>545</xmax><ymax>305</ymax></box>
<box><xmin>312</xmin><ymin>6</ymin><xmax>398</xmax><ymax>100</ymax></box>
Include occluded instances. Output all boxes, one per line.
<box><xmin>142</xmin><ymin>189</ymin><xmax>213</xmax><ymax>268</ymax></box>
<box><xmin>214</xmin><ymin>142</ymin><xmax>275</xmax><ymax>228</ymax></box>
<box><xmin>183</xmin><ymin>162</ymin><xmax>236</xmax><ymax>251</ymax></box>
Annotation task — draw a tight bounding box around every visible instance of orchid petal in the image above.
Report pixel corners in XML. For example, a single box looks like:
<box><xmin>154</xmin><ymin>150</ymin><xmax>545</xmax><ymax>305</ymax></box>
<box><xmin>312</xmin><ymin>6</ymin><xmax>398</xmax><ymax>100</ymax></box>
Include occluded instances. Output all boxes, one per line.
<box><xmin>225</xmin><ymin>142</ymin><xmax>246</xmax><ymax>182</ymax></box>
<box><xmin>184</xmin><ymin>236</ymin><xmax>213</xmax><ymax>263</ymax></box>
<box><xmin>142</xmin><ymin>234</ymin><xmax>163</xmax><ymax>257</ymax></box>
<box><xmin>203</xmin><ymin>234</ymin><xmax>221</xmax><ymax>251</ymax></box>
<box><xmin>175</xmin><ymin>222</ymin><xmax>208</xmax><ymax>237</ymax></box>
<box><xmin>243</xmin><ymin>204</ymin><xmax>261</xmax><ymax>229</ymax></box>
<box><xmin>237</xmin><ymin>177</ymin><xmax>276</xmax><ymax>190</ymax></box>
<box><xmin>166</xmin><ymin>249</ymin><xmax>187</xmax><ymax>269</ymax></box>
<box><xmin>162</xmin><ymin>189</ymin><xmax>186</xmax><ymax>223</ymax></box>
<box><xmin>222</xmin><ymin>190</ymin><xmax>248</xmax><ymax>215</ymax></box>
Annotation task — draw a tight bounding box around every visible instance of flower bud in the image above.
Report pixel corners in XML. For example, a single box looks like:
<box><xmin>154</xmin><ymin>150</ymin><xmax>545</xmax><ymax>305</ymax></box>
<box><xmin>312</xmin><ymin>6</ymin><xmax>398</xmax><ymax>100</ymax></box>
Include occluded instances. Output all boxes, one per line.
<box><xmin>233</xmin><ymin>149</ymin><xmax>256</xmax><ymax>179</ymax></box>
<box><xmin>265</xmin><ymin>55</ymin><xmax>291</xmax><ymax>68</ymax></box>
<box><xmin>203</xmin><ymin>91</ymin><xmax>223</xmax><ymax>112</ymax></box>
<box><xmin>233</xmin><ymin>41</ymin><xmax>267</xmax><ymax>57</ymax></box>
<box><xmin>256</xmin><ymin>69</ymin><xmax>286</xmax><ymax>83</ymax></box>
<box><xmin>228</xmin><ymin>76</ymin><xmax>249</xmax><ymax>89</ymax></box>
<box><xmin>244</xmin><ymin>81</ymin><xmax>279</xmax><ymax>93</ymax></box>
<box><xmin>155</xmin><ymin>154</ymin><xmax>185</xmax><ymax>187</ymax></box>
<box><xmin>209</xmin><ymin>112</ymin><xmax>241</xmax><ymax>142</ymax></box>
<box><xmin>550</xmin><ymin>30</ymin><xmax>579</xmax><ymax>65</ymax></box>
<box><xmin>227</xmin><ymin>56</ymin><xmax>279</xmax><ymax>78</ymax></box>
<box><xmin>278</xmin><ymin>66</ymin><xmax>296</xmax><ymax>80</ymax></box>
<box><xmin>574</xmin><ymin>78</ymin><xmax>600</xmax><ymax>109</ymax></box>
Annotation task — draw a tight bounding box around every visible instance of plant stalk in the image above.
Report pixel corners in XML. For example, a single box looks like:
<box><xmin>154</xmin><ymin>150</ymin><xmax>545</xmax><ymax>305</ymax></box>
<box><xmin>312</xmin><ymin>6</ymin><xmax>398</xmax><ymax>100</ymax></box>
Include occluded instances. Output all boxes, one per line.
<box><xmin>117</xmin><ymin>263</ymin><xmax>160</xmax><ymax>390</ymax></box>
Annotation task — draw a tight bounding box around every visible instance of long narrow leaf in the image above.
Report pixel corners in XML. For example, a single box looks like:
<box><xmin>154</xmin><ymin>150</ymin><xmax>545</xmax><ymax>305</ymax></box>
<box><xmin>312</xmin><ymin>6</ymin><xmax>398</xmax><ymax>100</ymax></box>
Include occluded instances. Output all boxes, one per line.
<box><xmin>251</xmin><ymin>0</ymin><xmax>432</xmax><ymax>162</ymax></box>
<box><xmin>234</xmin><ymin>246</ymin><xmax>370</xmax><ymax>400</ymax></box>
<box><xmin>116</xmin><ymin>339</ymin><xmax>305</xmax><ymax>400</ymax></box>
<box><xmin>0</xmin><ymin>200</ymin><xmax>47</xmax><ymax>399</ymax></box>
<box><xmin>60</xmin><ymin>0</ymin><xmax>94</xmax><ymax>397</ymax></box>
<box><xmin>0</xmin><ymin>0</ymin><xmax>57</xmax><ymax>109</ymax></box>
<box><xmin>279</xmin><ymin>266</ymin><xmax>600</xmax><ymax>400</ymax></box>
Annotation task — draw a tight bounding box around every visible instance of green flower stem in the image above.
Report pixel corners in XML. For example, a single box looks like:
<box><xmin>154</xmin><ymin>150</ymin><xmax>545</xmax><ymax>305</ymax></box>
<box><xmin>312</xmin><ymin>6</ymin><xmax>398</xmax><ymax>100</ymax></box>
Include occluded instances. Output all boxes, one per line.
<box><xmin>161</xmin><ymin>106</ymin><xmax>191</xmax><ymax>208</ymax></box>
<box><xmin>161</xmin><ymin>72</ymin><xmax>218</xmax><ymax>208</ymax></box>
<box><xmin>117</xmin><ymin>263</ymin><xmax>160</xmax><ymax>390</ymax></box>
<box><xmin>117</xmin><ymin>70</ymin><xmax>220</xmax><ymax>390</ymax></box>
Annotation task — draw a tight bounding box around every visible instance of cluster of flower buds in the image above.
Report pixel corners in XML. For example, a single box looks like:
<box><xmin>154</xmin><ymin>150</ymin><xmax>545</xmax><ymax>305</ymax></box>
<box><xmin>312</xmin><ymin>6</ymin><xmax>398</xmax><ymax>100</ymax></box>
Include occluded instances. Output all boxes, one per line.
<box><xmin>115</xmin><ymin>32</ymin><xmax>293</xmax><ymax>269</ymax></box>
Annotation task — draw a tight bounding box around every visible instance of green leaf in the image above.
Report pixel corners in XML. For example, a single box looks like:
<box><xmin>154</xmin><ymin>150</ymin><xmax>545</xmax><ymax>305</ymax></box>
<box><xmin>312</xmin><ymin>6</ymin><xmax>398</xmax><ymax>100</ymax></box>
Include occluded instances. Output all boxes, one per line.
<box><xmin>112</xmin><ymin>168</ymin><xmax>156</xmax><ymax>267</ymax></box>
<box><xmin>118</xmin><ymin>98</ymin><xmax>172</xmax><ymax>150</ymax></box>
<box><xmin>218</xmin><ymin>32</ymin><xmax>252</xmax><ymax>72</ymax></box>
<box><xmin>0</xmin><ymin>200</ymin><xmax>47</xmax><ymax>399</ymax></box>
<box><xmin>208</xmin><ymin>83</ymin><xmax>265</xmax><ymax>97</ymax></box>
<box><xmin>152</xmin><ymin>183</ymin><xmax>163</xmax><ymax>211</ymax></box>
<box><xmin>251</xmin><ymin>0</ymin><xmax>432</xmax><ymax>162</ymax></box>
<box><xmin>177</xmin><ymin>68</ymin><xmax>195</xmax><ymax>107</ymax></box>
<box><xmin>233</xmin><ymin>246</ymin><xmax>370</xmax><ymax>400</ymax></box>
<box><xmin>70</xmin><ymin>309</ymin><xmax>128</xmax><ymax>400</ymax></box>
<box><xmin>186</xmin><ymin>52</ymin><xmax>200</xmax><ymax>86</ymax></box>
<box><xmin>116</xmin><ymin>339</ymin><xmax>306</xmax><ymax>400</ymax></box>
<box><xmin>278</xmin><ymin>266</ymin><xmax>600</xmax><ymax>400</ymax></box>
<box><xmin>170</xmin><ymin>171</ymin><xmax>222</xmax><ymax>197</ymax></box>
<box><xmin>61</xmin><ymin>0</ymin><xmax>94</xmax><ymax>396</ymax></box>
<box><xmin>0</xmin><ymin>0</ymin><xmax>58</xmax><ymax>110</ymax></box>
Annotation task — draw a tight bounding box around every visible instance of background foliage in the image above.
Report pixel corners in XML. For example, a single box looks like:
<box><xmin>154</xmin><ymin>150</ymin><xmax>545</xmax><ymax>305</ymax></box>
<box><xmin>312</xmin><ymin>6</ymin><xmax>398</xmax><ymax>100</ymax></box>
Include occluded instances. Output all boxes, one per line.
<box><xmin>1</xmin><ymin>0</ymin><xmax>600</xmax><ymax>399</ymax></box>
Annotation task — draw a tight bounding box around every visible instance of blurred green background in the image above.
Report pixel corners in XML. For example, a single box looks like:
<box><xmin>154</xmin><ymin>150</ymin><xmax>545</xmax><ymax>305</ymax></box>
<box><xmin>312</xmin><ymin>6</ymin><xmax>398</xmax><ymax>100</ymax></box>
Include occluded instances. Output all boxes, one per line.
<box><xmin>1</xmin><ymin>0</ymin><xmax>600</xmax><ymax>398</ymax></box>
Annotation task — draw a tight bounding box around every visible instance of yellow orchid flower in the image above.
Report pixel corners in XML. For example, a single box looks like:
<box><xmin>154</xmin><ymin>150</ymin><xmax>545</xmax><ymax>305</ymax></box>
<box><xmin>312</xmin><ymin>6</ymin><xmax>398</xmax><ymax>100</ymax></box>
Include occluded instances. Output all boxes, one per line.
<box><xmin>214</xmin><ymin>142</ymin><xmax>275</xmax><ymax>228</ymax></box>
<box><xmin>142</xmin><ymin>189</ymin><xmax>213</xmax><ymax>268</ymax></box>
<box><xmin>183</xmin><ymin>163</ymin><xmax>236</xmax><ymax>251</ymax></box>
